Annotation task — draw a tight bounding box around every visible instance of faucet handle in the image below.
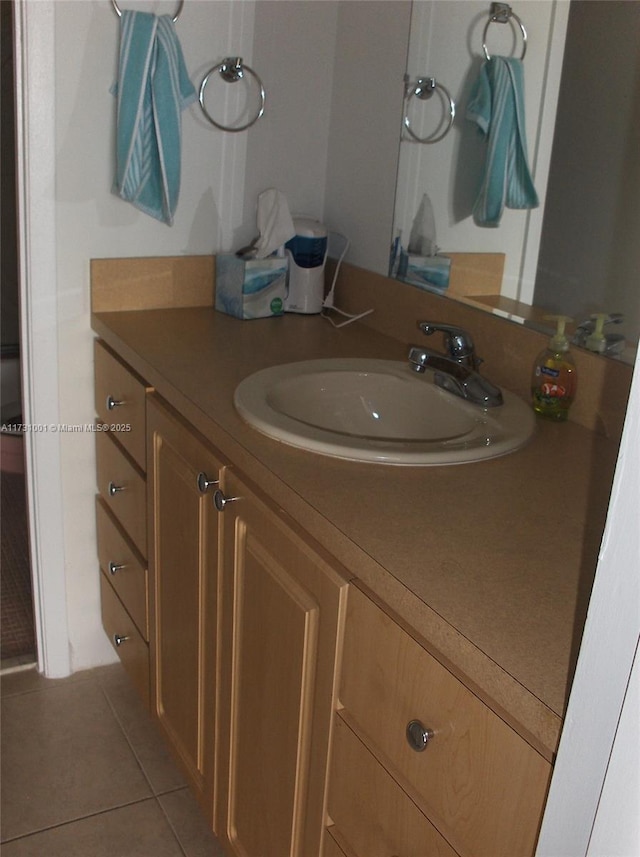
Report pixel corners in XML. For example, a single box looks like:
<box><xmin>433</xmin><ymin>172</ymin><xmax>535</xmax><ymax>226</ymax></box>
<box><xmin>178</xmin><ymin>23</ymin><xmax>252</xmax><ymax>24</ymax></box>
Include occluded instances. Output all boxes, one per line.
<box><xmin>418</xmin><ymin>321</ymin><xmax>477</xmax><ymax>366</ymax></box>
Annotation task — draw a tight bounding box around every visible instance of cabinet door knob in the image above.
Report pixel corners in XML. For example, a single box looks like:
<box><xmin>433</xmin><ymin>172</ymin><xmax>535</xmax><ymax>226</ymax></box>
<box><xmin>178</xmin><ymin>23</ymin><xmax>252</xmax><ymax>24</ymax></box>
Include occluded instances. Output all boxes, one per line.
<box><xmin>406</xmin><ymin>719</ymin><xmax>434</xmax><ymax>752</ymax></box>
<box><xmin>213</xmin><ymin>489</ymin><xmax>239</xmax><ymax>512</ymax></box>
<box><xmin>106</xmin><ymin>395</ymin><xmax>125</xmax><ymax>410</ymax></box>
<box><xmin>197</xmin><ymin>472</ymin><xmax>219</xmax><ymax>493</ymax></box>
<box><xmin>108</xmin><ymin>481</ymin><xmax>125</xmax><ymax>496</ymax></box>
<box><xmin>108</xmin><ymin>561</ymin><xmax>126</xmax><ymax>575</ymax></box>
<box><xmin>113</xmin><ymin>633</ymin><xmax>129</xmax><ymax>647</ymax></box>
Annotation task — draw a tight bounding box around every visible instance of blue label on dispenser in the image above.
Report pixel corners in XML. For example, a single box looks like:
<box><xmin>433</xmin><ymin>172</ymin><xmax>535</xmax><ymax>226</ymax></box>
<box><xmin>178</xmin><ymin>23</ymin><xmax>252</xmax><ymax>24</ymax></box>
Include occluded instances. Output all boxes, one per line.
<box><xmin>284</xmin><ymin>235</ymin><xmax>328</xmax><ymax>268</ymax></box>
<box><xmin>540</xmin><ymin>365</ymin><xmax>560</xmax><ymax>378</ymax></box>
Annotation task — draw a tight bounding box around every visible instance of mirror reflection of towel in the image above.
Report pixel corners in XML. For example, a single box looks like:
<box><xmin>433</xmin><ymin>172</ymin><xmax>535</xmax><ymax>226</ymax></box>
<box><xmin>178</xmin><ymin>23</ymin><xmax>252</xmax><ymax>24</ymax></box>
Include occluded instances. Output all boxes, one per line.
<box><xmin>466</xmin><ymin>57</ymin><xmax>538</xmax><ymax>227</ymax></box>
<box><xmin>113</xmin><ymin>11</ymin><xmax>196</xmax><ymax>226</ymax></box>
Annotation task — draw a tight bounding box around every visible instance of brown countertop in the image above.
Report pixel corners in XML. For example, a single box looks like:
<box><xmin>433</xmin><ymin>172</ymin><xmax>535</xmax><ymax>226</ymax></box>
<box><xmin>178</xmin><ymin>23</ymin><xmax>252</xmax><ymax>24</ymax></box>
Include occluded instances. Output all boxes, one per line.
<box><xmin>92</xmin><ymin>307</ymin><xmax>620</xmax><ymax>759</ymax></box>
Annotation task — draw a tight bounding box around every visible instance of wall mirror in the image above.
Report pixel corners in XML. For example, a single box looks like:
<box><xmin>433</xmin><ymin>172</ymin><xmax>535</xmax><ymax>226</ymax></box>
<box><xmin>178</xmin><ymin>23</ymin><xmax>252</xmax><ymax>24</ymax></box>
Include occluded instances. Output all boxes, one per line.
<box><xmin>242</xmin><ymin>1</ymin><xmax>637</xmax><ymax>365</ymax></box>
<box><xmin>391</xmin><ymin>0</ymin><xmax>639</xmax><ymax>365</ymax></box>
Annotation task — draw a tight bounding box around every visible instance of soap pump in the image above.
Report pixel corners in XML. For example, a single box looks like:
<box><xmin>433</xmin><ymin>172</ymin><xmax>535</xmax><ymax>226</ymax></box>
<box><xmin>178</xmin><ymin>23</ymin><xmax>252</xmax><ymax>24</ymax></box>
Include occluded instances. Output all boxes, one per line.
<box><xmin>531</xmin><ymin>316</ymin><xmax>577</xmax><ymax>421</ymax></box>
<box><xmin>584</xmin><ymin>313</ymin><xmax>608</xmax><ymax>353</ymax></box>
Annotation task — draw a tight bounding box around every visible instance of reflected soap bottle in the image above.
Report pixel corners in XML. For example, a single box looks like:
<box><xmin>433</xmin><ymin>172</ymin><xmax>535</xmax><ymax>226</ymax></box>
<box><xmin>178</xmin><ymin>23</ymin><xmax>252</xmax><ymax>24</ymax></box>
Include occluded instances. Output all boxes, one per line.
<box><xmin>531</xmin><ymin>316</ymin><xmax>578</xmax><ymax>422</ymax></box>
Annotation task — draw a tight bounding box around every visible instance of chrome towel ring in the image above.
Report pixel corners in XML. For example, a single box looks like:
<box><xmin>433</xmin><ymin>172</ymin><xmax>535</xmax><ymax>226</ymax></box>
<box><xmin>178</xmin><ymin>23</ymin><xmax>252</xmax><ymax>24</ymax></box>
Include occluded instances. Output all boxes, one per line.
<box><xmin>482</xmin><ymin>2</ymin><xmax>527</xmax><ymax>61</ymax></box>
<box><xmin>199</xmin><ymin>57</ymin><xmax>265</xmax><ymax>132</ymax></box>
<box><xmin>403</xmin><ymin>76</ymin><xmax>455</xmax><ymax>144</ymax></box>
<box><xmin>111</xmin><ymin>0</ymin><xmax>184</xmax><ymax>23</ymax></box>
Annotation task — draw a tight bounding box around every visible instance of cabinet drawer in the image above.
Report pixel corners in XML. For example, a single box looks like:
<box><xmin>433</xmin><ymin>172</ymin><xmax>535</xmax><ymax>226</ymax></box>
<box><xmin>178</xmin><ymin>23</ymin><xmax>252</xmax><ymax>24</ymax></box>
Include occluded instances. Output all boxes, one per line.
<box><xmin>100</xmin><ymin>571</ymin><xmax>149</xmax><ymax>709</ymax></box>
<box><xmin>94</xmin><ymin>340</ymin><xmax>148</xmax><ymax>469</ymax></box>
<box><xmin>96</xmin><ymin>430</ymin><xmax>147</xmax><ymax>558</ymax></box>
<box><xmin>339</xmin><ymin>586</ymin><xmax>551</xmax><ymax>857</ymax></box>
<box><xmin>328</xmin><ymin>716</ymin><xmax>458</xmax><ymax>857</ymax></box>
<box><xmin>96</xmin><ymin>497</ymin><xmax>148</xmax><ymax>641</ymax></box>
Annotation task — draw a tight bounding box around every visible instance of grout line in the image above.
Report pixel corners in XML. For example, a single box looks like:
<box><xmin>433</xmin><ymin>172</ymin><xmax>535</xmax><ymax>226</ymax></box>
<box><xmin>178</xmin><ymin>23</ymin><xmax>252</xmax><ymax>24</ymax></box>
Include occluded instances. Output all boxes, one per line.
<box><xmin>155</xmin><ymin>794</ymin><xmax>190</xmax><ymax>857</ymax></box>
<box><xmin>154</xmin><ymin>784</ymin><xmax>192</xmax><ymax>797</ymax></box>
<box><xmin>94</xmin><ymin>677</ymin><xmax>214</xmax><ymax>854</ymax></box>
<box><xmin>0</xmin><ymin>657</ymin><xmax>37</xmax><ymax>675</ymax></box>
<box><xmin>0</xmin><ymin>795</ymin><xmax>160</xmax><ymax>846</ymax></box>
<box><xmin>98</xmin><ymin>682</ymin><xmax>161</xmax><ymax>796</ymax></box>
<box><xmin>0</xmin><ymin>668</ymin><xmax>96</xmax><ymax>698</ymax></box>
<box><xmin>96</xmin><ymin>676</ymin><xmax>187</xmax><ymax>798</ymax></box>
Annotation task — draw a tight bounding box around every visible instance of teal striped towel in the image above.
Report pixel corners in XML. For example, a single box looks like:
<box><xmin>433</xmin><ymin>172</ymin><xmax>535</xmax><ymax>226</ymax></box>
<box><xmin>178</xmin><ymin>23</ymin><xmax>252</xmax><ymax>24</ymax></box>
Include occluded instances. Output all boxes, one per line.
<box><xmin>113</xmin><ymin>11</ymin><xmax>196</xmax><ymax>225</ymax></box>
<box><xmin>466</xmin><ymin>57</ymin><xmax>538</xmax><ymax>227</ymax></box>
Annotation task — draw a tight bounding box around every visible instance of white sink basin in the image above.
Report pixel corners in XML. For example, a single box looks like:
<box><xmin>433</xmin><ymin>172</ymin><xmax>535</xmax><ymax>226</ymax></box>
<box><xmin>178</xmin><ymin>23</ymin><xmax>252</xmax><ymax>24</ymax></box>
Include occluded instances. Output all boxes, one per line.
<box><xmin>234</xmin><ymin>358</ymin><xmax>535</xmax><ymax>465</ymax></box>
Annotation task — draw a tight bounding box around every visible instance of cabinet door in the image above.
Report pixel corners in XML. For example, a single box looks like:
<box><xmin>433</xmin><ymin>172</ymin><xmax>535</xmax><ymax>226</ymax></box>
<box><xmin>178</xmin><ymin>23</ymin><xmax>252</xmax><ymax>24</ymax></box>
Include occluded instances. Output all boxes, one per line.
<box><xmin>216</xmin><ymin>470</ymin><xmax>349</xmax><ymax>857</ymax></box>
<box><xmin>147</xmin><ymin>397</ymin><xmax>223</xmax><ymax>823</ymax></box>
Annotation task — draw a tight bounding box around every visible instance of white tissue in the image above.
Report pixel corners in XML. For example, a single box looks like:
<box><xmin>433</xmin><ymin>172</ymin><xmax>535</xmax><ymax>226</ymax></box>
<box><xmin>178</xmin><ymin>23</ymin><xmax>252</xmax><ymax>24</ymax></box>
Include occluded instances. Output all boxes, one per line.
<box><xmin>253</xmin><ymin>188</ymin><xmax>296</xmax><ymax>259</ymax></box>
<box><xmin>408</xmin><ymin>192</ymin><xmax>437</xmax><ymax>257</ymax></box>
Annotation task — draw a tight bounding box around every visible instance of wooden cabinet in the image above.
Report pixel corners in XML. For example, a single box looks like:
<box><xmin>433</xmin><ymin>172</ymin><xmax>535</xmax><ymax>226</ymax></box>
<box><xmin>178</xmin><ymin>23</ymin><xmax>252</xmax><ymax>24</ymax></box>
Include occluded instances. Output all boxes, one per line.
<box><xmin>328</xmin><ymin>585</ymin><xmax>552</xmax><ymax>857</ymax></box>
<box><xmin>146</xmin><ymin>395</ymin><xmax>350</xmax><ymax>853</ymax></box>
<box><xmin>94</xmin><ymin>341</ymin><xmax>151</xmax><ymax>707</ymax></box>
<box><xmin>147</xmin><ymin>396</ymin><xmax>223</xmax><ymax>823</ymax></box>
<box><xmin>328</xmin><ymin>716</ymin><xmax>458</xmax><ymax>857</ymax></box>
<box><xmin>215</xmin><ymin>468</ymin><xmax>349</xmax><ymax>857</ymax></box>
<box><xmin>94</xmin><ymin>335</ymin><xmax>552</xmax><ymax>857</ymax></box>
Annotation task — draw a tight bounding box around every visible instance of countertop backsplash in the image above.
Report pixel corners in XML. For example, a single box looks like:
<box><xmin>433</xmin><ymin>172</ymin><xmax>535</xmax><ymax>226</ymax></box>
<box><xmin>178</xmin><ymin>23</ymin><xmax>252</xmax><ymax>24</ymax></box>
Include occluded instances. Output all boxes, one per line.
<box><xmin>91</xmin><ymin>253</ymin><xmax>633</xmax><ymax>445</ymax></box>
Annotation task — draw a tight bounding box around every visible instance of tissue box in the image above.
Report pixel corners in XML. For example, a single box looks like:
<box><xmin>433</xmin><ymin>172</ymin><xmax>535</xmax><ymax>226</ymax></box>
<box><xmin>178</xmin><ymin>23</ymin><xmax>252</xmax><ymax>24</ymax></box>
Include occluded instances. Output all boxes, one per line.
<box><xmin>397</xmin><ymin>251</ymin><xmax>451</xmax><ymax>294</ymax></box>
<box><xmin>215</xmin><ymin>254</ymin><xmax>287</xmax><ymax>319</ymax></box>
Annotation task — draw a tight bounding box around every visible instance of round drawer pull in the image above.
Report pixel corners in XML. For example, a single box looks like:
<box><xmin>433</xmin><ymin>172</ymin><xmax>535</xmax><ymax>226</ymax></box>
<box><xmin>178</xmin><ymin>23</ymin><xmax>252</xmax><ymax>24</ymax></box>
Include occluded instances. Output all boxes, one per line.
<box><xmin>406</xmin><ymin>719</ymin><xmax>434</xmax><ymax>752</ymax></box>
<box><xmin>108</xmin><ymin>561</ymin><xmax>126</xmax><ymax>575</ymax></box>
<box><xmin>197</xmin><ymin>472</ymin><xmax>219</xmax><ymax>494</ymax></box>
<box><xmin>108</xmin><ymin>481</ymin><xmax>125</xmax><ymax>496</ymax></box>
<box><xmin>106</xmin><ymin>395</ymin><xmax>125</xmax><ymax>411</ymax></box>
<box><xmin>213</xmin><ymin>489</ymin><xmax>239</xmax><ymax>512</ymax></box>
<box><xmin>113</xmin><ymin>633</ymin><xmax>129</xmax><ymax>647</ymax></box>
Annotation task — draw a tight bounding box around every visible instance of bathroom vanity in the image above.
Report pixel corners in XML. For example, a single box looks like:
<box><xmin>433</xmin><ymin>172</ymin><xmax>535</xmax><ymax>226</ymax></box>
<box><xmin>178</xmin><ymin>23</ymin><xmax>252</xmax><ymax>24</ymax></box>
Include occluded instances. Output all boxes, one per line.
<box><xmin>91</xmin><ymin>256</ymin><xmax>630</xmax><ymax>857</ymax></box>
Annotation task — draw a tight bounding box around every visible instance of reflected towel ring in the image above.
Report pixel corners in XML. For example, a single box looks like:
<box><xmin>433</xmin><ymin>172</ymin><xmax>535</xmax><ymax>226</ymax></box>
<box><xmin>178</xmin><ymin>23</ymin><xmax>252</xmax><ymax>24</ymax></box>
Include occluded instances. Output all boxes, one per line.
<box><xmin>403</xmin><ymin>77</ymin><xmax>455</xmax><ymax>144</ymax></box>
<box><xmin>199</xmin><ymin>57</ymin><xmax>265</xmax><ymax>132</ymax></box>
<box><xmin>482</xmin><ymin>2</ymin><xmax>527</xmax><ymax>61</ymax></box>
<box><xmin>111</xmin><ymin>0</ymin><xmax>184</xmax><ymax>22</ymax></box>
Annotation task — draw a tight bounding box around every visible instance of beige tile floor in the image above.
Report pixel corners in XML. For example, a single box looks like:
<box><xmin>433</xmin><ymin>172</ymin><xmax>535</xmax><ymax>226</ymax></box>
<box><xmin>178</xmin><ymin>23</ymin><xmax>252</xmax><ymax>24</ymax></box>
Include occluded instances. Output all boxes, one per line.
<box><xmin>0</xmin><ymin>663</ymin><xmax>226</xmax><ymax>856</ymax></box>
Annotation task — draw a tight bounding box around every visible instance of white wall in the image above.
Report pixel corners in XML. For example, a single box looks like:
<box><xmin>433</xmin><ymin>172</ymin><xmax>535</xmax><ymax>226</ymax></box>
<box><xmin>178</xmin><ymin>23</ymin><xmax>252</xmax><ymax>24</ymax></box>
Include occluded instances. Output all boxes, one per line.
<box><xmin>323</xmin><ymin>0</ymin><xmax>412</xmax><ymax>273</ymax></box>
<box><xmin>588</xmin><ymin>643</ymin><xmax>639</xmax><ymax>856</ymax></box>
<box><xmin>53</xmin><ymin>0</ymin><xmax>255</xmax><ymax>669</ymax></box>
<box><xmin>241</xmin><ymin>1</ymin><xmax>338</xmax><ymax>248</ymax></box>
<box><xmin>241</xmin><ymin>0</ymin><xmax>411</xmax><ymax>273</ymax></box>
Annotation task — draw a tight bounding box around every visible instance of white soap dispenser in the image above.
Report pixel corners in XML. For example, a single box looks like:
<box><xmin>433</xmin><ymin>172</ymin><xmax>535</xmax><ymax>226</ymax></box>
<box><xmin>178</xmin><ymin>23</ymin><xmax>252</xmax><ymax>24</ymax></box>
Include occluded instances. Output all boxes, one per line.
<box><xmin>284</xmin><ymin>218</ymin><xmax>328</xmax><ymax>314</ymax></box>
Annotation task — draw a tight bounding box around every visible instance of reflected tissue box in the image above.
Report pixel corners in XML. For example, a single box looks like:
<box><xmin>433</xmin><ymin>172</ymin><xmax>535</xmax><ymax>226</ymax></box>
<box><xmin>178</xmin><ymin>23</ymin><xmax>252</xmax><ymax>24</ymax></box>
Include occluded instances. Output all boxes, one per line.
<box><xmin>397</xmin><ymin>251</ymin><xmax>451</xmax><ymax>294</ymax></box>
<box><xmin>215</xmin><ymin>254</ymin><xmax>287</xmax><ymax>319</ymax></box>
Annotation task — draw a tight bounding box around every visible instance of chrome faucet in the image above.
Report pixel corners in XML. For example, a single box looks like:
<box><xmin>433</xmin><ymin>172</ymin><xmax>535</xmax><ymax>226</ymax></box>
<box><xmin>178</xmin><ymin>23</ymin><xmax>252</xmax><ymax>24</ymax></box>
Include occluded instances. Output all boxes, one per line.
<box><xmin>408</xmin><ymin>321</ymin><xmax>503</xmax><ymax>408</ymax></box>
<box><xmin>417</xmin><ymin>321</ymin><xmax>480</xmax><ymax>369</ymax></box>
